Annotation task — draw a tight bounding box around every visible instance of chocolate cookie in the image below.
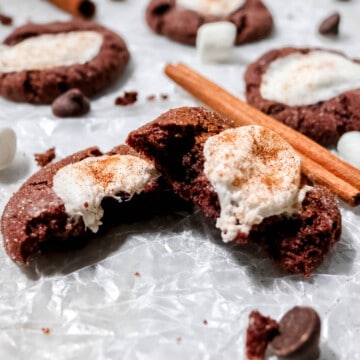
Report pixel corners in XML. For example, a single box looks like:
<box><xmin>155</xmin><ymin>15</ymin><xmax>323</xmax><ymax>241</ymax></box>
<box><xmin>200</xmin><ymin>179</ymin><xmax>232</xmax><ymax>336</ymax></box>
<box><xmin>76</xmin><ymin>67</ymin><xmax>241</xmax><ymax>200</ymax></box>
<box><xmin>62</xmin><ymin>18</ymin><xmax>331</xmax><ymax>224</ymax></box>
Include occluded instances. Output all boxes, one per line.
<box><xmin>1</xmin><ymin>145</ymin><xmax>187</xmax><ymax>265</ymax></box>
<box><xmin>244</xmin><ymin>47</ymin><xmax>360</xmax><ymax>146</ymax></box>
<box><xmin>0</xmin><ymin>19</ymin><xmax>130</xmax><ymax>104</ymax></box>
<box><xmin>146</xmin><ymin>0</ymin><xmax>273</xmax><ymax>46</ymax></box>
<box><xmin>127</xmin><ymin>107</ymin><xmax>341</xmax><ymax>276</ymax></box>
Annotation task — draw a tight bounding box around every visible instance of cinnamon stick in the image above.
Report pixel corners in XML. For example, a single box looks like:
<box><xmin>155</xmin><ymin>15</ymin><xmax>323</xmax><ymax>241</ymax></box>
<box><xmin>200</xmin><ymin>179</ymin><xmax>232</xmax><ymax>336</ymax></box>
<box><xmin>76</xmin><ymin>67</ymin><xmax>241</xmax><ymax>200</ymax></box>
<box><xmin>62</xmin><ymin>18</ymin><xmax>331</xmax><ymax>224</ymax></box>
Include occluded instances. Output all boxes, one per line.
<box><xmin>165</xmin><ymin>63</ymin><xmax>360</xmax><ymax>206</ymax></box>
<box><xmin>47</xmin><ymin>0</ymin><xmax>96</xmax><ymax>18</ymax></box>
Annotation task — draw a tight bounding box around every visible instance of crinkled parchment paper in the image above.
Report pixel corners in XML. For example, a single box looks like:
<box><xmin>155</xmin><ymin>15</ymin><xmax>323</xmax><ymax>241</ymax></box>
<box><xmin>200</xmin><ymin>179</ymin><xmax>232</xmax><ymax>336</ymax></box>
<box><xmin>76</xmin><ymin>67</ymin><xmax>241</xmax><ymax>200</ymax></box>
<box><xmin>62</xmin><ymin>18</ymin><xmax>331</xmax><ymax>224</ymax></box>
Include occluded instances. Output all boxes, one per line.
<box><xmin>0</xmin><ymin>0</ymin><xmax>360</xmax><ymax>359</ymax></box>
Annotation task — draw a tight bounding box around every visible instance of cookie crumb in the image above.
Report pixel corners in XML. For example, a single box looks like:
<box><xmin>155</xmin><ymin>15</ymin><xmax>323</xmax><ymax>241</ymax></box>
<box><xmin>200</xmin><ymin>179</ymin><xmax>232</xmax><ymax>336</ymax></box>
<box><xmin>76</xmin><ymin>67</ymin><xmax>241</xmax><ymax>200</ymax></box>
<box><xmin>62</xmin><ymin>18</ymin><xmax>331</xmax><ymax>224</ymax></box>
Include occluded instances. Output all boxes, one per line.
<box><xmin>146</xmin><ymin>94</ymin><xmax>156</xmax><ymax>101</ymax></box>
<box><xmin>41</xmin><ymin>328</ymin><xmax>51</xmax><ymax>335</ymax></box>
<box><xmin>203</xmin><ymin>319</ymin><xmax>208</xmax><ymax>325</ymax></box>
<box><xmin>52</xmin><ymin>89</ymin><xmax>90</xmax><ymax>118</ymax></box>
<box><xmin>160</xmin><ymin>93</ymin><xmax>168</xmax><ymax>100</ymax></box>
<box><xmin>246</xmin><ymin>310</ymin><xmax>279</xmax><ymax>360</ymax></box>
<box><xmin>115</xmin><ymin>91</ymin><xmax>138</xmax><ymax>106</ymax></box>
<box><xmin>134</xmin><ymin>271</ymin><xmax>141</xmax><ymax>277</ymax></box>
<box><xmin>176</xmin><ymin>337</ymin><xmax>182</xmax><ymax>344</ymax></box>
<box><xmin>0</xmin><ymin>13</ymin><xmax>13</xmax><ymax>26</ymax></box>
<box><xmin>34</xmin><ymin>147</ymin><xmax>56</xmax><ymax>167</ymax></box>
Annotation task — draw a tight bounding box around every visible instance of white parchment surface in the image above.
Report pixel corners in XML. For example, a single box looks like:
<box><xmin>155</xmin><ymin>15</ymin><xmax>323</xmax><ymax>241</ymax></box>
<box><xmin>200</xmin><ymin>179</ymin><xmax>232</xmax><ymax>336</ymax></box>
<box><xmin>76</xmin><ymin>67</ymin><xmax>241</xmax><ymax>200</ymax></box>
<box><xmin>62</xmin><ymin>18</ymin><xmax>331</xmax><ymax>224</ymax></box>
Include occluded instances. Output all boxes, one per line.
<box><xmin>0</xmin><ymin>0</ymin><xmax>360</xmax><ymax>359</ymax></box>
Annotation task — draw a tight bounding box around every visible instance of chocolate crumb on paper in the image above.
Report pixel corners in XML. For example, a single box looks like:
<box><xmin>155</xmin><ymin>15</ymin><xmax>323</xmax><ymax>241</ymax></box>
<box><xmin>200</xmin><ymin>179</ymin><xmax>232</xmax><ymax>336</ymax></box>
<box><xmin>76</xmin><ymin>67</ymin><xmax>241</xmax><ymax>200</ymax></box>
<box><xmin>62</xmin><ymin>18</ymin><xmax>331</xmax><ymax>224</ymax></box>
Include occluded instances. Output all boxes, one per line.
<box><xmin>0</xmin><ymin>13</ymin><xmax>13</xmax><ymax>26</ymax></box>
<box><xmin>245</xmin><ymin>310</ymin><xmax>279</xmax><ymax>360</ymax></box>
<box><xmin>41</xmin><ymin>327</ymin><xmax>51</xmax><ymax>335</ymax></box>
<box><xmin>134</xmin><ymin>271</ymin><xmax>141</xmax><ymax>277</ymax></box>
<box><xmin>34</xmin><ymin>147</ymin><xmax>56</xmax><ymax>167</ymax></box>
<box><xmin>115</xmin><ymin>91</ymin><xmax>138</xmax><ymax>106</ymax></box>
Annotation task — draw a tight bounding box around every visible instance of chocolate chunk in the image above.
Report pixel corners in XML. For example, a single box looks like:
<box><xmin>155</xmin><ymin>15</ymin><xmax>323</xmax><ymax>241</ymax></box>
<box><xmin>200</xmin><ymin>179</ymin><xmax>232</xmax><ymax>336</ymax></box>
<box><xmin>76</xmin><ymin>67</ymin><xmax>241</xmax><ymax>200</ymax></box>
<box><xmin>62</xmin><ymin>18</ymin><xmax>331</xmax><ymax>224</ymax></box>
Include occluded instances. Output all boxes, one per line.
<box><xmin>319</xmin><ymin>12</ymin><xmax>340</xmax><ymax>35</ymax></box>
<box><xmin>246</xmin><ymin>311</ymin><xmax>279</xmax><ymax>360</ymax></box>
<box><xmin>34</xmin><ymin>147</ymin><xmax>56</xmax><ymax>167</ymax></box>
<box><xmin>115</xmin><ymin>91</ymin><xmax>138</xmax><ymax>106</ymax></box>
<box><xmin>52</xmin><ymin>89</ymin><xmax>90</xmax><ymax>118</ymax></box>
<box><xmin>269</xmin><ymin>306</ymin><xmax>321</xmax><ymax>360</ymax></box>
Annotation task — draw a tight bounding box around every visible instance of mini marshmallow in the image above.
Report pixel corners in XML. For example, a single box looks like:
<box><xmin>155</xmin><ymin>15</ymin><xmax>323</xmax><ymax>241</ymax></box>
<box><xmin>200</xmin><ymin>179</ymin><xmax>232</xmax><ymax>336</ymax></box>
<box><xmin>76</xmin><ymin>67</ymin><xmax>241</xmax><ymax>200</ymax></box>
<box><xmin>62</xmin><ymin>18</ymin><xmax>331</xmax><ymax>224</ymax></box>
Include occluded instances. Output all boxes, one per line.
<box><xmin>337</xmin><ymin>131</ymin><xmax>360</xmax><ymax>168</ymax></box>
<box><xmin>0</xmin><ymin>126</ymin><xmax>17</xmax><ymax>170</ymax></box>
<box><xmin>196</xmin><ymin>22</ymin><xmax>237</xmax><ymax>63</ymax></box>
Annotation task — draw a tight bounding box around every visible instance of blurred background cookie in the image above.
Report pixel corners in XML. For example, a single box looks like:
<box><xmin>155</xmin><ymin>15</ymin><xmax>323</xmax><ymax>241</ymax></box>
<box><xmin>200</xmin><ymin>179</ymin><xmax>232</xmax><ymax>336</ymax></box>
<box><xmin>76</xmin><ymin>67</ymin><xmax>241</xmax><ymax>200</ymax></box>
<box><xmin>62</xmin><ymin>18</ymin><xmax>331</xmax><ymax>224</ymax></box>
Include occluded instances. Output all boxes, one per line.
<box><xmin>0</xmin><ymin>19</ymin><xmax>130</xmax><ymax>104</ymax></box>
<box><xmin>145</xmin><ymin>0</ymin><xmax>273</xmax><ymax>46</ymax></box>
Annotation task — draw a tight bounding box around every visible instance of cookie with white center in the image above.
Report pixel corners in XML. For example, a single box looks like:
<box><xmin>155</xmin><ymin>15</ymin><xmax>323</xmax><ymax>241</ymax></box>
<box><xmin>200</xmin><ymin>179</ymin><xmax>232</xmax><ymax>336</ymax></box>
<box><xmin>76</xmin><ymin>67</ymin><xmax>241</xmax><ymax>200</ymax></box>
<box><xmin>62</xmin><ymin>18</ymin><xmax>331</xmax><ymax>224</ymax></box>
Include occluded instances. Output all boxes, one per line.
<box><xmin>127</xmin><ymin>107</ymin><xmax>341</xmax><ymax>276</ymax></box>
<box><xmin>0</xmin><ymin>145</ymin><xmax>188</xmax><ymax>265</ymax></box>
<box><xmin>146</xmin><ymin>0</ymin><xmax>273</xmax><ymax>46</ymax></box>
<box><xmin>245</xmin><ymin>47</ymin><xmax>360</xmax><ymax>146</ymax></box>
<box><xmin>0</xmin><ymin>19</ymin><xmax>130</xmax><ymax>104</ymax></box>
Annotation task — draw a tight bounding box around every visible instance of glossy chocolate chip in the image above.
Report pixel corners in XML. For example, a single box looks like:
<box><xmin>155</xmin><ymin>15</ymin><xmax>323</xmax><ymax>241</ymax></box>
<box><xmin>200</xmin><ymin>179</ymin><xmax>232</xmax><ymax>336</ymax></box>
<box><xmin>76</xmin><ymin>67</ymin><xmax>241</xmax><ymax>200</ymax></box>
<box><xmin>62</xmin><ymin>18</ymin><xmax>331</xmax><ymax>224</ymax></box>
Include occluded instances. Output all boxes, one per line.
<box><xmin>269</xmin><ymin>306</ymin><xmax>321</xmax><ymax>360</ymax></box>
<box><xmin>319</xmin><ymin>12</ymin><xmax>340</xmax><ymax>35</ymax></box>
<box><xmin>52</xmin><ymin>89</ymin><xmax>90</xmax><ymax>118</ymax></box>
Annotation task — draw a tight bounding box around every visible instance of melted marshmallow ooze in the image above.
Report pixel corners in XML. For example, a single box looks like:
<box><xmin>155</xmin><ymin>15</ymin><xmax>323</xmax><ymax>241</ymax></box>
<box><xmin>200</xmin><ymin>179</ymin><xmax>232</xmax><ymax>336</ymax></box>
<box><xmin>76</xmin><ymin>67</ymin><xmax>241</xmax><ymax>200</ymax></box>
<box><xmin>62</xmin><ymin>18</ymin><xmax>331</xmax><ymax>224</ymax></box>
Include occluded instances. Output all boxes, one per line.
<box><xmin>53</xmin><ymin>154</ymin><xmax>159</xmax><ymax>233</ymax></box>
<box><xmin>260</xmin><ymin>50</ymin><xmax>360</xmax><ymax>106</ymax></box>
<box><xmin>177</xmin><ymin>0</ymin><xmax>245</xmax><ymax>17</ymax></box>
<box><xmin>0</xmin><ymin>31</ymin><xmax>103</xmax><ymax>73</ymax></box>
<box><xmin>204</xmin><ymin>125</ymin><xmax>308</xmax><ymax>243</ymax></box>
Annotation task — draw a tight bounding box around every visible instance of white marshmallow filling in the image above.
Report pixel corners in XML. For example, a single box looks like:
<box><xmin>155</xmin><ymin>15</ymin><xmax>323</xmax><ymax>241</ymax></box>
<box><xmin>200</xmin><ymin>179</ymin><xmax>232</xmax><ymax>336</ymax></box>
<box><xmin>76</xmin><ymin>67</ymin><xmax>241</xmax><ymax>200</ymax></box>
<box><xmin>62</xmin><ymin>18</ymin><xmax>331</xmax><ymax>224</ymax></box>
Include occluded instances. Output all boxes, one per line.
<box><xmin>260</xmin><ymin>50</ymin><xmax>360</xmax><ymax>106</ymax></box>
<box><xmin>53</xmin><ymin>154</ymin><xmax>160</xmax><ymax>233</ymax></box>
<box><xmin>0</xmin><ymin>31</ymin><xmax>103</xmax><ymax>73</ymax></box>
<box><xmin>203</xmin><ymin>125</ymin><xmax>310</xmax><ymax>242</ymax></box>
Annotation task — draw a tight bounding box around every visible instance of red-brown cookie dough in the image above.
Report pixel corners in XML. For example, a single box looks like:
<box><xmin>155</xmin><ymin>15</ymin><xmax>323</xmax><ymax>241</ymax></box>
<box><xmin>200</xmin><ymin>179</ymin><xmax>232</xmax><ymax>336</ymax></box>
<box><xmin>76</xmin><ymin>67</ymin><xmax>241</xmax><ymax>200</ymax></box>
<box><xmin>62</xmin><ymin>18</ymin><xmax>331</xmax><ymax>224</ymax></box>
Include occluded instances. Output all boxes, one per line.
<box><xmin>146</xmin><ymin>0</ymin><xmax>273</xmax><ymax>46</ymax></box>
<box><xmin>126</xmin><ymin>107</ymin><xmax>341</xmax><ymax>276</ymax></box>
<box><xmin>0</xmin><ymin>19</ymin><xmax>130</xmax><ymax>104</ymax></box>
<box><xmin>244</xmin><ymin>47</ymin><xmax>360</xmax><ymax>146</ymax></box>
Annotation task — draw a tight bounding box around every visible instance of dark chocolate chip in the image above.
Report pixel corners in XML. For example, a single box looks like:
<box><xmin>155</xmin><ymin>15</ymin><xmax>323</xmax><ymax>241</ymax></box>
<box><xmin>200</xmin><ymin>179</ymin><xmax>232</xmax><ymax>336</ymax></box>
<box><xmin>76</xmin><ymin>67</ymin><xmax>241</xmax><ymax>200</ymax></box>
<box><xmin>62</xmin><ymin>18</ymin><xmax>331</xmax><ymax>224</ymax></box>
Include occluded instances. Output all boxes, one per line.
<box><xmin>269</xmin><ymin>306</ymin><xmax>321</xmax><ymax>360</ymax></box>
<box><xmin>78</xmin><ymin>0</ymin><xmax>96</xmax><ymax>19</ymax></box>
<box><xmin>319</xmin><ymin>12</ymin><xmax>341</xmax><ymax>35</ymax></box>
<box><xmin>52</xmin><ymin>89</ymin><xmax>90</xmax><ymax>118</ymax></box>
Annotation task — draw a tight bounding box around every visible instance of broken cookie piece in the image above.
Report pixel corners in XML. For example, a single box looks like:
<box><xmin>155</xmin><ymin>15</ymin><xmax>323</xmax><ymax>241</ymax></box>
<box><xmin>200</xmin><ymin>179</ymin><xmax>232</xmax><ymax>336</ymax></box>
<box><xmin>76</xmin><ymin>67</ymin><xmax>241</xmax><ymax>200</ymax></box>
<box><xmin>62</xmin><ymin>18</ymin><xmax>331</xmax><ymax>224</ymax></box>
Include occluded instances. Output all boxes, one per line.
<box><xmin>1</xmin><ymin>145</ymin><xmax>186</xmax><ymax>265</ymax></box>
<box><xmin>127</xmin><ymin>106</ymin><xmax>341</xmax><ymax>276</ymax></box>
<box><xmin>34</xmin><ymin>147</ymin><xmax>56</xmax><ymax>167</ymax></box>
<box><xmin>246</xmin><ymin>311</ymin><xmax>279</xmax><ymax>360</ymax></box>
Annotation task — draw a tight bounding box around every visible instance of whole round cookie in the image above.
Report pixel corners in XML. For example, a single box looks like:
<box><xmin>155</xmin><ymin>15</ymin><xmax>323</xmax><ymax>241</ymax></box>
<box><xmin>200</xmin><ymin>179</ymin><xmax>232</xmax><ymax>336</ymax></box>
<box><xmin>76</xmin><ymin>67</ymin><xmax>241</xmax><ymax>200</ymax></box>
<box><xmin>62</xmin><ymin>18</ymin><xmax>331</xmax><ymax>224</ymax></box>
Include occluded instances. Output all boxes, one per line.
<box><xmin>146</xmin><ymin>0</ymin><xmax>273</xmax><ymax>46</ymax></box>
<box><xmin>0</xmin><ymin>20</ymin><xmax>130</xmax><ymax>104</ymax></box>
<box><xmin>245</xmin><ymin>47</ymin><xmax>360</xmax><ymax>146</ymax></box>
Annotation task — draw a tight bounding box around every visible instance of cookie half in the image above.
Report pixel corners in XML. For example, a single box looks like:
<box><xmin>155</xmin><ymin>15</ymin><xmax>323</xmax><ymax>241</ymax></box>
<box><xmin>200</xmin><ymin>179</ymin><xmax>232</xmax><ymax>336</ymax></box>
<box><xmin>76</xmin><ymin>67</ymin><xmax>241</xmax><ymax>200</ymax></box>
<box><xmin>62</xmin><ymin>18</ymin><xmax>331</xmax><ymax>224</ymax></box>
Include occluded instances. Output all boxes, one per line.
<box><xmin>146</xmin><ymin>0</ymin><xmax>273</xmax><ymax>46</ymax></box>
<box><xmin>0</xmin><ymin>20</ymin><xmax>130</xmax><ymax>104</ymax></box>
<box><xmin>1</xmin><ymin>145</ymin><xmax>187</xmax><ymax>265</ymax></box>
<box><xmin>245</xmin><ymin>47</ymin><xmax>360</xmax><ymax>146</ymax></box>
<box><xmin>127</xmin><ymin>107</ymin><xmax>341</xmax><ymax>276</ymax></box>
